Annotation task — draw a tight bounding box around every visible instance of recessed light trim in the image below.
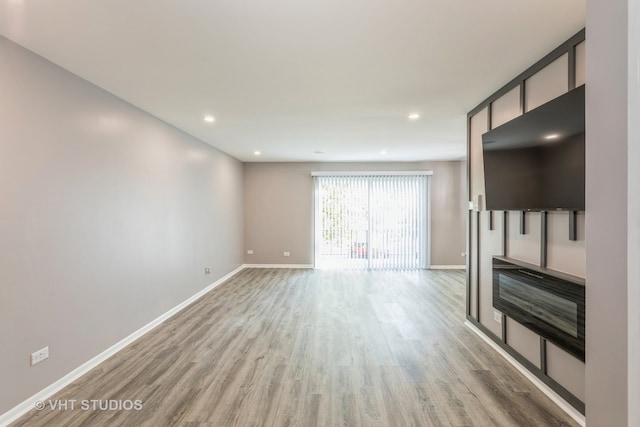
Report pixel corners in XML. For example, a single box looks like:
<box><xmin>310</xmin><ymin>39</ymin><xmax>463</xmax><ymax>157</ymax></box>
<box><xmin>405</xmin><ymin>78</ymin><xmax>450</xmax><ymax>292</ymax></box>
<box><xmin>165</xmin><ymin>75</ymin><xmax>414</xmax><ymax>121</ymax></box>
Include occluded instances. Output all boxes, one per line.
<box><xmin>544</xmin><ymin>133</ymin><xmax>560</xmax><ymax>140</ymax></box>
<box><xmin>380</xmin><ymin>150</ymin><xmax>387</xmax><ymax>155</ymax></box>
<box><xmin>408</xmin><ymin>113</ymin><xmax>420</xmax><ymax>120</ymax></box>
<box><xmin>254</xmin><ymin>151</ymin><xmax>261</xmax><ymax>156</ymax></box>
<box><xmin>204</xmin><ymin>115</ymin><xmax>215</xmax><ymax>123</ymax></box>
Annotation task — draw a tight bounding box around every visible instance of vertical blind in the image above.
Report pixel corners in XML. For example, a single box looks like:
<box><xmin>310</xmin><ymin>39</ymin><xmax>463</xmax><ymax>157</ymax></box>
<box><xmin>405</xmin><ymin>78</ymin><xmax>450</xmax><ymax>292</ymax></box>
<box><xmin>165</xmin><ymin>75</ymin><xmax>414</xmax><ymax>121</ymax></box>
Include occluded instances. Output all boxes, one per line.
<box><xmin>314</xmin><ymin>173</ymin><xmax>429</xmax><ymax>269</ymax></box>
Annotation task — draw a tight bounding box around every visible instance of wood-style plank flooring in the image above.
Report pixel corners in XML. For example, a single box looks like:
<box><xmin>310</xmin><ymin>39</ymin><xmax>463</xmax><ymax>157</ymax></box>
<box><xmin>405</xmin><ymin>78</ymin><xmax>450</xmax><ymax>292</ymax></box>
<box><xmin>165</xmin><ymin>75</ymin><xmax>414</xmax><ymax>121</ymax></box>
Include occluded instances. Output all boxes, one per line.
<box><xmin>12</xmin><ymin>269</ymin><xmax>578</xmax><ymax>426</ymax></box>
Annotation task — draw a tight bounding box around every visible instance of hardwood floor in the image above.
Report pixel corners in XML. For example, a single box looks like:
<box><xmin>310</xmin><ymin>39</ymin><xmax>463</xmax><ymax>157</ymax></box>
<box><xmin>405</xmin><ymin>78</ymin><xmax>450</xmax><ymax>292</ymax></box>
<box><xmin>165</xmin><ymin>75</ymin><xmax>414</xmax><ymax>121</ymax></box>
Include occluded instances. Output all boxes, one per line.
<box><xmin>12</xmin><ymin>269</ymin><xmax>578</xmax><ymax>426</ymax></box>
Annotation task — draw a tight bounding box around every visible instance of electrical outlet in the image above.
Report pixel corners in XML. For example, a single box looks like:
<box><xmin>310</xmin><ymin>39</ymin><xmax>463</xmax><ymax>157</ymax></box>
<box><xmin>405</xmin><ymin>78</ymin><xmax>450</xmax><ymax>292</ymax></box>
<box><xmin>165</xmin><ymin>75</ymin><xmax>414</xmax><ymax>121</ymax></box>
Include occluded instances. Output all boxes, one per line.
<box><xmin>204</xmin><ymin>267</ymin><xmax>211</xmax><ymax>274</ymax></box>
<box><xmin>493</xmin><ymin>310</ymin><xmax>502</xmax><ymax>324</ymax></box>
<box><xmin>247</xmin><ymin>250</ymin><xmax>254</xmax><ymax>255</ymax></box>
<box><xmin>283</xmin><ymin>251</ymin><xmax>290</xmax><ymax>257</ymax></box>
<box><xmin>31</xmin><ymin>347</ymin><xmax>49</xmax><ymax>366</ymax></box>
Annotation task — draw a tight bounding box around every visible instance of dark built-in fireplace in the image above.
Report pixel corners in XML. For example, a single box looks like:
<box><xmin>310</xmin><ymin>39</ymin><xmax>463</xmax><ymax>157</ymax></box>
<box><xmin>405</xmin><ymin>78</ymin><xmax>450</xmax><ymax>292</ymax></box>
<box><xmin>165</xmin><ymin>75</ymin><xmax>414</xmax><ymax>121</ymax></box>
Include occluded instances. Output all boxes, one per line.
<box><xmin>493</xmin><ymin>256</ymin><xmax>585</xmax><ymax>361</ymax></box>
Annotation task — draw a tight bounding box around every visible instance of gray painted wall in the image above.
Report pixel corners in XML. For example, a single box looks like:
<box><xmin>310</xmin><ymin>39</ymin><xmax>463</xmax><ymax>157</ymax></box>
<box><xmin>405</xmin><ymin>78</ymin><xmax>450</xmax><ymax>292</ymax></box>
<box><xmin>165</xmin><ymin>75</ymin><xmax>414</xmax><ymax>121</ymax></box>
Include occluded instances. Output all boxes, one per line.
<box><xmin>629</xmin><ymin>1</ymin><xmax>640</xmax><ymax>424</ymax></box>
<box><xmin>243</xmin><ymin>161</ymin><xmax>466</xmax><ymax>266</ymax></box>
<box><xmin>585</xmin><ymin>1</ymin><xmax>629</xmax><ymax>425</ymax></box>
<box><xmin>0</xmin><ymin>36</ymin><xmax>244</xmax><ymax>413</ymax></box>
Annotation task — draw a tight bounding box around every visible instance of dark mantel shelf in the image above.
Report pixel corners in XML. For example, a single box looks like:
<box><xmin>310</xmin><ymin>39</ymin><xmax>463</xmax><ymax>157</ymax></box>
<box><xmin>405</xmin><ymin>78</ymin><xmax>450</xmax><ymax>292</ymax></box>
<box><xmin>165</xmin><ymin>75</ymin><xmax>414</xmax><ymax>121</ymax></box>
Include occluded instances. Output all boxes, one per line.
<box><xmin>493</xmin><ymin>256</ymin><xmax>586</xmax><ymax>286</ymax></box>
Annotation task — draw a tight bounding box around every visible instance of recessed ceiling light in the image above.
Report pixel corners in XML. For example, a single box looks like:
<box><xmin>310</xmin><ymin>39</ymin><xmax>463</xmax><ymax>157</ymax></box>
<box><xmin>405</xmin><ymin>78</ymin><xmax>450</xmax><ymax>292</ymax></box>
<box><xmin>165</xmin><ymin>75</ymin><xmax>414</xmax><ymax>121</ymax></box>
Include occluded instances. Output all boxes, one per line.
<box><xmin>204</xmin><ymin>115</ymin><xmax>215</xmax><ymax>123</ymax></box>
<box><xmin>408</xmin><ymin>113</ymin><xmax>420</xmax><ymax>120</ymax></box>
<box><xmin>544</xmin><ymin>133</ymin><xmax>560</xmax><ymax>140</ymax></box>
<box><xmin>254</xmin><ymin>151</ymin><xmax>261</xmax><ymax>156</ymax></box>
<box><xmin>314</xmin><ymin>151</ymin><xmax>325</xmax><ymax>154</ymax></box>
<box><xmin>380</xmin><ymin>150</ymin><xmax>387</xmax><ymax>155</ymax></box>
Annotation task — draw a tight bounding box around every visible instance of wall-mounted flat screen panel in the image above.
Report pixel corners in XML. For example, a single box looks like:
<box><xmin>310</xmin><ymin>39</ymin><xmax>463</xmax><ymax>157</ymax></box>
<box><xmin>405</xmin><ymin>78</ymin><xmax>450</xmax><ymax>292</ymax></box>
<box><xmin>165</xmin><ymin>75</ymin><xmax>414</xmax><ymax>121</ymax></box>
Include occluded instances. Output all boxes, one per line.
<box><xmin>482</xmin><ymin>85</ymin><xmax>585</xmax><ymax>211</ymax></box>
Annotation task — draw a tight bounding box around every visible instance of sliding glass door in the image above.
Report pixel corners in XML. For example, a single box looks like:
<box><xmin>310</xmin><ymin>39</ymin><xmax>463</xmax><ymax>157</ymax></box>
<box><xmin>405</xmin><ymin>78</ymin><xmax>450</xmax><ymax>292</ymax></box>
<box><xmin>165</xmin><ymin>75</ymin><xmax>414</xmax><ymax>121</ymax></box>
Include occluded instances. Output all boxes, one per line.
<box><xmin>314</xmin><ymin>173</ymin><xmax>429</xmax><ymax>269</ymax></box>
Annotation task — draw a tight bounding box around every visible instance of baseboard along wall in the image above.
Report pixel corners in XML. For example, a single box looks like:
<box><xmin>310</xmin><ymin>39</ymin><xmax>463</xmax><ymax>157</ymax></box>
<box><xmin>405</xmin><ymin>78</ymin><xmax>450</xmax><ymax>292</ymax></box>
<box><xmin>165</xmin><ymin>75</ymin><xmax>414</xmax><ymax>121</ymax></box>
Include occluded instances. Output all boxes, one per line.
<box><xmin>0</xmin><ymin>265</ymin><xmax>246</xmax><ymax>427</ymax></box>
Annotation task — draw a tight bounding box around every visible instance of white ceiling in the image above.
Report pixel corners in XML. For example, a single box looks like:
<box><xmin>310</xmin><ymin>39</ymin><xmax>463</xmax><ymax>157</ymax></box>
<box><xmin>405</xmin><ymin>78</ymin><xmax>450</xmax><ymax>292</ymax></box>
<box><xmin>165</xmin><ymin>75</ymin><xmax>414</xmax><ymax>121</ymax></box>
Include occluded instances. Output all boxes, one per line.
<box><xmin>0</xmin><ymin>0</ymin><xmax>585</xmax><ymax>162</ymax></box>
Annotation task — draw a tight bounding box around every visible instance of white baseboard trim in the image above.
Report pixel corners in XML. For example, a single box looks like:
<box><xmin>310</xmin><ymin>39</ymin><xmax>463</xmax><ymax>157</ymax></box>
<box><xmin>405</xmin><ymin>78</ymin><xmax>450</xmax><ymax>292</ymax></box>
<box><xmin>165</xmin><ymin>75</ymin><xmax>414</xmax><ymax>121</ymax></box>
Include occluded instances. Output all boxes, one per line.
<box><xmin>0</xmin><ymin>265</ymin><xmax>245</xmax><ymax>427</ymax></box>
<box><xmin>429</xmin><ymin>265</ymin><xmax>466</xmax><ymax>270</ymax></box>
<box><xmin>465</xmin><ymin>321</ymin><xmax>585</xmax><ymax>427</ymax></box>
<box><xmin>243</xmin><ymin>264</ymin><xmax>314</xmax><ymax>269</ymax></box>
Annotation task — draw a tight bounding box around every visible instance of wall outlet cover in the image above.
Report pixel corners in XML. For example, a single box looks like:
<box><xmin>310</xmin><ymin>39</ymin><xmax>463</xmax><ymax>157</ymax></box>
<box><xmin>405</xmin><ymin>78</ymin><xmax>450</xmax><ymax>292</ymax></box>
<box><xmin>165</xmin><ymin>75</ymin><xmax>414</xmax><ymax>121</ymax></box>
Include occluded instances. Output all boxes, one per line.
<box><xmin>493</xmin><ymin>310</ymin><xmax>502</xmax><ymax>324</ymax></box>
<box><xmin>31</xmin><ymin>347</ymin><xmax>49</xmax><ymax>366</ymax></box>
